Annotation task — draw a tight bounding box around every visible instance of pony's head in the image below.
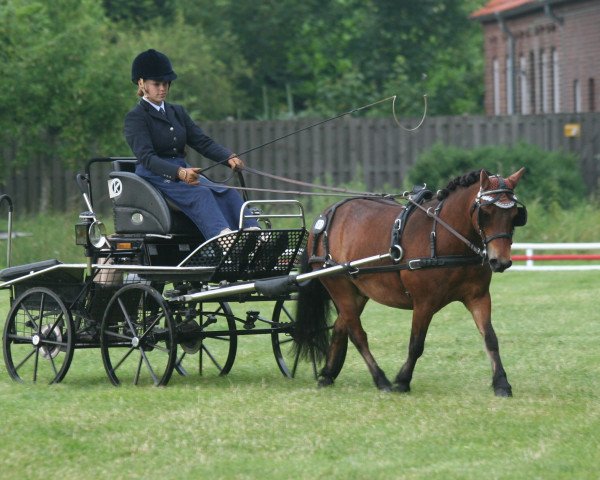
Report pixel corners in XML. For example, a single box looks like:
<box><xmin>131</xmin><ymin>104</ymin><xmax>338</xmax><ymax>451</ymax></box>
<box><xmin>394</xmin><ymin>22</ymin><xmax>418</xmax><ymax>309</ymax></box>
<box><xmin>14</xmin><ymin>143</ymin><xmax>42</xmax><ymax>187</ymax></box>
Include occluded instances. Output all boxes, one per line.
<box><xmin>471</xmin><ymin>168</ymin><xmax>527</xmax><ymax>272</ymax></box>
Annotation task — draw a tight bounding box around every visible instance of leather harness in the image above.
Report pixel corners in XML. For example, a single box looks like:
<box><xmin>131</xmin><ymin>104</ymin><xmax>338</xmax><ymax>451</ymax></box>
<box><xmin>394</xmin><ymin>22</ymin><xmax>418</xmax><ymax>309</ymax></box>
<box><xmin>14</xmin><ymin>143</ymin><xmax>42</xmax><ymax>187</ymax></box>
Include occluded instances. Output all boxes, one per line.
<box><xmin>308</xmin><ymin>189</ymin><xmax>483</xmax><ymax>276</ymax></box>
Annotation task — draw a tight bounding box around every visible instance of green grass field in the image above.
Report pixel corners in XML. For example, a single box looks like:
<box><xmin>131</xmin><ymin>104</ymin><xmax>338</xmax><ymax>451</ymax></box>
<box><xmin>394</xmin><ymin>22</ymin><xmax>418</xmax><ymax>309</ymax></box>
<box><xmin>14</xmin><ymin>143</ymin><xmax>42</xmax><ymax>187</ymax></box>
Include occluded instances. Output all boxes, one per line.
<box><xmin>1</xmin><ymin>271</ymin><xmax>599</xmax><ymax>479</ymax></box>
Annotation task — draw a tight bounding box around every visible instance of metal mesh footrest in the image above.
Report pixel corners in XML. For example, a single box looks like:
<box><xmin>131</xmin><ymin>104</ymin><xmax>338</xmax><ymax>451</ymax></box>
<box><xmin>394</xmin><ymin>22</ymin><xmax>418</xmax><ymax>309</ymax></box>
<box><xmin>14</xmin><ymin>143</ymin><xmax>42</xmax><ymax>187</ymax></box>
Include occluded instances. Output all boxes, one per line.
<box><xmin>179</xmin><ymin>229</ymin><xmax>307</xmax><ymax>280</ymax></box>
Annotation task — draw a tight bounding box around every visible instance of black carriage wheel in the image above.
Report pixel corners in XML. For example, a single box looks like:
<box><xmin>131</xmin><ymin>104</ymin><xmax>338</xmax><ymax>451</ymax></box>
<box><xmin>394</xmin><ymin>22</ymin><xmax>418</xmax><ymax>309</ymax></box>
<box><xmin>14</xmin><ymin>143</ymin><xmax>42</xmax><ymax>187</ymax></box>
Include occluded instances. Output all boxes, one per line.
<box><xmin>271</xmin><ymin>297</ymin><xmax>333</xmax><ymax>379</ymax></box>
<box><xmin>174</xmin><ymin>301</ymin><xmax>237</xmax><ymax>378</ymax></box>
<box><xmin>2</xmin><ymin>287</ymin><xmax>74</xmax><ymax>384</ymax></box>
<box><xmin>100</xmin><ymin>284</ymin><xmax>176</xmax><ymax>386</ymax></box>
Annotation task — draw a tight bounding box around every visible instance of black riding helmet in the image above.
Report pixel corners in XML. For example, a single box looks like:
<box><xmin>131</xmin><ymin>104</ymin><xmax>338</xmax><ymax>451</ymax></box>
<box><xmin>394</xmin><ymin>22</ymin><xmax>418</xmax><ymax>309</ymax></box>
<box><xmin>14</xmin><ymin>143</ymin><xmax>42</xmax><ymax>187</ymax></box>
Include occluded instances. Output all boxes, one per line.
<box><xmin>131</xmin><ymin>49</ymin><xmax>177</xmax><ymax>84</ymax></box>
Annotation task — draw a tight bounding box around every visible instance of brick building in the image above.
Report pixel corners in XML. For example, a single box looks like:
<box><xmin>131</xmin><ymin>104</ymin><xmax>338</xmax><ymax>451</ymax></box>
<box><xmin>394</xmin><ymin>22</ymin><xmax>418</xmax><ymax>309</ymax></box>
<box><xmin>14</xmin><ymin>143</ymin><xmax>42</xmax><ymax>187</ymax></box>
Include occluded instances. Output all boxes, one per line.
<box><xmin>471</xmin><ymin>0</ymin><xmax>600</xmax><ymax>115</ymax></box>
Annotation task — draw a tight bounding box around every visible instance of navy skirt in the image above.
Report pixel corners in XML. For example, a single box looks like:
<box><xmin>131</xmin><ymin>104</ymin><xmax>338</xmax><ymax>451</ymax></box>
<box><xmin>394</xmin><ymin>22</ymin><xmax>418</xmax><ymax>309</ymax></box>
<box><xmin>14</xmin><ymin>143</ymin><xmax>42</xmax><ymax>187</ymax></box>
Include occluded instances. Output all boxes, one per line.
<box><xmin>136</xmin><ymin>158</ymin><xmax>258</xmax><ymax>238</ymax></box>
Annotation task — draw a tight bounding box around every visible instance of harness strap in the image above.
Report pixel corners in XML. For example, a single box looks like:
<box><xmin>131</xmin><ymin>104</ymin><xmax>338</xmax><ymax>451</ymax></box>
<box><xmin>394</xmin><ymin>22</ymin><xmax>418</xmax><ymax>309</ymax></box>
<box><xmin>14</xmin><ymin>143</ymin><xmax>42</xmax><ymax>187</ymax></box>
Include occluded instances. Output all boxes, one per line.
<box><xmin>311</xmin><ymin>196</ymin><xmax>402</xmax><ymax>264</ymax></box>
<box><xmin>405</xmin><ymin>196</ymin><xmax>485</xmax><ymax>257</ymax></box>
<box><xmin>308</xmin><ymin>254</ymin><xmax>482</xmax><ymax>274</ymax></box>
<box><xmin>389</xmin><ymin>186</ymin><xmax>433</xmax><ymax>262</ymax></box>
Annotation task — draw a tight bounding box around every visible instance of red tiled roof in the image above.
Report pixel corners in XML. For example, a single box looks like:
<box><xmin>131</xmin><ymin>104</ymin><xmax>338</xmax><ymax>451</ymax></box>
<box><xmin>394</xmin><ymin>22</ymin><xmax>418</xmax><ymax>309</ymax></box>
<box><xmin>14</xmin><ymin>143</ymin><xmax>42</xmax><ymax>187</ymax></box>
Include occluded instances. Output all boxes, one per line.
<box><xmin>471</xmin><ymin>0</ymin><xmax>536</xmax><ymax>18</ymax></box>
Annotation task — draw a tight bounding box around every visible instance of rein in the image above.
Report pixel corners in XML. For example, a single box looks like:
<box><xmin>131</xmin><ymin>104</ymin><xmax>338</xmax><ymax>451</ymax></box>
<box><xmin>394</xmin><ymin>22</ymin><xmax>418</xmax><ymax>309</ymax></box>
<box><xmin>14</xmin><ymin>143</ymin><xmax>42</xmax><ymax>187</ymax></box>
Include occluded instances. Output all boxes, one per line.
<box><xmin>404</xmin><ymin>196</ymin><xmax>486</xmax><ymax>258</ymax></box>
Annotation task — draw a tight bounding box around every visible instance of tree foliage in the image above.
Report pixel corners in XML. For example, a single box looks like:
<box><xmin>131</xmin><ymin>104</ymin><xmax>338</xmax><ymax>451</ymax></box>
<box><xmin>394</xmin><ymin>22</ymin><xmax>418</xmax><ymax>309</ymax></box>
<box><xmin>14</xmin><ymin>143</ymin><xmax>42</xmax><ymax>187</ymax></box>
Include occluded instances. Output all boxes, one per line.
<box><xmin>0</xmin><ymin>0</ymin><xmax>487</xmax><ymax>185</ymax></box>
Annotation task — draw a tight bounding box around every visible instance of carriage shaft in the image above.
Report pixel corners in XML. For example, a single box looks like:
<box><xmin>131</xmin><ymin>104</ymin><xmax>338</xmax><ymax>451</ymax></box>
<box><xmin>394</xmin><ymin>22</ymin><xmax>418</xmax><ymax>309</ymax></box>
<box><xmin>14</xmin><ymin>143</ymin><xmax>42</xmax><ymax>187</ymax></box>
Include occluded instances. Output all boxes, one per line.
<box><xmin>170</xmin><ymin>253</ymin><xmax>392</xmax><ymax>303</ymax></box>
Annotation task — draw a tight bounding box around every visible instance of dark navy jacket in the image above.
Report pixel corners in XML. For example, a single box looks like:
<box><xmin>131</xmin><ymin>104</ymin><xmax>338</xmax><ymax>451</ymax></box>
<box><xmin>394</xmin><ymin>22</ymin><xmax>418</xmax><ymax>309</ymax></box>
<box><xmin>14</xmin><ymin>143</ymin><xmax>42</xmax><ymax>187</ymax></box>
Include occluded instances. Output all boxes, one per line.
<box><xmin>124</xmin><ymin>100</ymin><xmax>232</xmax><ymax>180</ymax></box>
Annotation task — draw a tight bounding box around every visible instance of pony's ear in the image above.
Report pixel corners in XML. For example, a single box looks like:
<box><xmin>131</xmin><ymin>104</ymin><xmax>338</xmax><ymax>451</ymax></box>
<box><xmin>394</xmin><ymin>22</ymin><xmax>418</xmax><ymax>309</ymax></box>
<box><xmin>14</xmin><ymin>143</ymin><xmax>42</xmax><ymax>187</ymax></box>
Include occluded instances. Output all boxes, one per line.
<box><xmin>480</xmin><ymin>169</ymin><xmax>490</xmax><ymax>190</ymax></box>
<box><xmin>507</xmin><ymin>167</ymin><xmax>526</xmax><ymax>188</ymax></box>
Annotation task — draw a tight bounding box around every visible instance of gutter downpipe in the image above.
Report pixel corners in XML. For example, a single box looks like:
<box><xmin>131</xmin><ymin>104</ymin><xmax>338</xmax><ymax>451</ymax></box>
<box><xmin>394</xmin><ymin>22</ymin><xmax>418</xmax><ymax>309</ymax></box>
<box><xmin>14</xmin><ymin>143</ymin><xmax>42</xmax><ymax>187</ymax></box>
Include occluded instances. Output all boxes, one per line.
<box><xmin>541</xmin><ymin>0</ymin><xmax>564</xmax><ymax>26</ymax></box>
<box><xmin>496</xmin><ymin>12</ymin><xmax>516</xmax><ymax>114</ymax></box>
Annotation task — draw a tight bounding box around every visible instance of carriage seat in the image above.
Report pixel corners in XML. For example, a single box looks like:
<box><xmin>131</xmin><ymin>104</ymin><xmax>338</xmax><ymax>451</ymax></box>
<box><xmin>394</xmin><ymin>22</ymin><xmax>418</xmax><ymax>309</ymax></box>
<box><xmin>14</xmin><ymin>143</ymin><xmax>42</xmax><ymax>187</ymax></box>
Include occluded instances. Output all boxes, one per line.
<box><xmin>108</xmin><ymin>159</ymin><xmax>201</xmax><ymax>236</ymax></box>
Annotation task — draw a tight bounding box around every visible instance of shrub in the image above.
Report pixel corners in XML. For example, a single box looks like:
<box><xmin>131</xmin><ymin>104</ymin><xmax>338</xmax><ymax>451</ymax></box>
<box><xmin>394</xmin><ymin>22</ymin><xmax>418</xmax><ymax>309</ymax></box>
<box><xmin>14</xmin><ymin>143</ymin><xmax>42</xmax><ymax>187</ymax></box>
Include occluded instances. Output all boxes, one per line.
<box><xmin>407</xmin><ymin>142</ymin><xmax>586</xmax><ymax>208</ymax></box>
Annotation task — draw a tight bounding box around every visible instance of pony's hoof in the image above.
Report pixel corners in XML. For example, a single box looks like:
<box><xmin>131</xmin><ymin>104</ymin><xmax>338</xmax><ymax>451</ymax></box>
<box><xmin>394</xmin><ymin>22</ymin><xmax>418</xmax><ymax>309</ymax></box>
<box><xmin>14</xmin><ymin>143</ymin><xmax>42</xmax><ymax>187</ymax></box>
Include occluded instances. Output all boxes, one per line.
<box><xmin>317</xmin><ymin>376</ymin><xmax>334</xmax><ymax>388</ymax></box>
<box><xmin>392</xmin><ymin>382</ymin><xmax>411</xmax><ymax>393</ymax></box>
<box><xmin>494</xmin><ymin>387</ymin><xmax>512</xmax><ymax>397</ymax></box>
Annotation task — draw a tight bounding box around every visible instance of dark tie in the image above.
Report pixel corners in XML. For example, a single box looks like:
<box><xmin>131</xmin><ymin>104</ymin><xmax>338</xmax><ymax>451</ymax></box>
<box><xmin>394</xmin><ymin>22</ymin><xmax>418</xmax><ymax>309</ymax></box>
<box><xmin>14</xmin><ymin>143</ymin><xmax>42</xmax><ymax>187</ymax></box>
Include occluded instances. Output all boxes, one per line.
<box><xmin>160</xmin><ymin>107</ymin><xmax>166</xmax><ymax>116</ymax></box>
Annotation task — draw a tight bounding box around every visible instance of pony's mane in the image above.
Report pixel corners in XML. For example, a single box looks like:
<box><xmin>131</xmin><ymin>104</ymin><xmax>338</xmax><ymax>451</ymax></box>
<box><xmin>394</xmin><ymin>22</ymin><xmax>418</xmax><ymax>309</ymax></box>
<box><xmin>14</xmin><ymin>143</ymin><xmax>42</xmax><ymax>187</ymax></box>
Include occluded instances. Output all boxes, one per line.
<box><xmin>436</xmin><ymin>169</ymin><xmax>491</xmax><ymax>200</ymax></box>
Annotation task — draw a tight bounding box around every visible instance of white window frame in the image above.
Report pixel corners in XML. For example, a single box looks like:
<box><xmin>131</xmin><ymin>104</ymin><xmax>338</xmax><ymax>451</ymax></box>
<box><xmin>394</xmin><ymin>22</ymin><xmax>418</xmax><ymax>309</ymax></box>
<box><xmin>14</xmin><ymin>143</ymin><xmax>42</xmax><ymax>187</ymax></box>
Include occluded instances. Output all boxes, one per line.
<box><xmin>493</xmin><ymin>58</ymin><xmax>500</xmax><ymax>115</ymax></box>
<box><xmin>552</xmin><ymin>49</ymin><xmax>560</xmax><ymax>113</ymax></box>
<box><xmin>506</xmin><ymin>55</ymin><xmax>514</xmax><ymax>114</ymax></box>
<box><xmin>541</xmin><ymin>50</ymin><xmax>549</xmax><ymax>113</ymax></box>
<box><xmin>520</xmin><ymin>56</ymin><xmax>529</xmax><ymax>114</ymax></box>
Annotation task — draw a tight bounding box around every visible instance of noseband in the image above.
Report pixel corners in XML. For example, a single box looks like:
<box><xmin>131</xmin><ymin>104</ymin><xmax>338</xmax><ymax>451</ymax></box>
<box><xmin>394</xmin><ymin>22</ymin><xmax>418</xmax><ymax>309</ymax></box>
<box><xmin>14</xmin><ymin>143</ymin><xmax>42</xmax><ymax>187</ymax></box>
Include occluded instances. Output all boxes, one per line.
<box><xmin>471</xmin><ymin>176</ymin><xmax>527</xmax><ymax>250</ymax></box>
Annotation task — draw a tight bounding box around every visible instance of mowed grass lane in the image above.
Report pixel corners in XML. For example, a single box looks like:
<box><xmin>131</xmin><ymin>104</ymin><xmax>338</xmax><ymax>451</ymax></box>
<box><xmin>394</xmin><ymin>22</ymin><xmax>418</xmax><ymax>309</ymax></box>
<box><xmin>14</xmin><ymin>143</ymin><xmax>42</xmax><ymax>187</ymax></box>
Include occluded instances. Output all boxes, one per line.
<box><xmin>1</xmin><ymin>271</ymin><xmax>599</xmax><ymax>479</ymax></box>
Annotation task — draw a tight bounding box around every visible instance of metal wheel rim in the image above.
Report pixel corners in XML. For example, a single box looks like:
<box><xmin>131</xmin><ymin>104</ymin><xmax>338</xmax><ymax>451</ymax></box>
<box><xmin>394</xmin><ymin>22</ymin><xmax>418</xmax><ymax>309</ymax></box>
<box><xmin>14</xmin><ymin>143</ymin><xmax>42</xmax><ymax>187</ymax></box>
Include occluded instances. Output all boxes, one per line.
<box><xmin>100</xmin><ymin>284</ymin><xmax>176</xmax><ymax>386</ymax></box>
<box><xmin>2</xmin><ymin>287</ymin><xmax>74</xmax><ymax>384</ymax></box>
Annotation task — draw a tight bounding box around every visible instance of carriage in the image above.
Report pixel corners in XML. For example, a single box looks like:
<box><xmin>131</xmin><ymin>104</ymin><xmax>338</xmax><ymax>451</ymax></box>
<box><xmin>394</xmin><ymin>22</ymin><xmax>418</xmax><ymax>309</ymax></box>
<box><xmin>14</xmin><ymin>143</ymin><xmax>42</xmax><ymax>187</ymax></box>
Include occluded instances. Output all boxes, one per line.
<box><xmin>1</xmin><ymin>157</ymin><xmax>527</xmax><ymax>396</ymax></box>
<box><xmin>0</xmin><ymin>157</ymin><xmax>326</xmax><ymax>386</ymax></box>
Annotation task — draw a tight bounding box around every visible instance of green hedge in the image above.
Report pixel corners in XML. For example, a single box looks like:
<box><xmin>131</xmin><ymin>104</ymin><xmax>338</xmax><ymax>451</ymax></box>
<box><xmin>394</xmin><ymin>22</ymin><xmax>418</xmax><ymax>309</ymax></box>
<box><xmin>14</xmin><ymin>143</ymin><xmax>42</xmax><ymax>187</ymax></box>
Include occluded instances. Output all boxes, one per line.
<box><xmin>407</xmin><ymin>142</ymin><xmax>586</xmax><ymax>208</ymax></box>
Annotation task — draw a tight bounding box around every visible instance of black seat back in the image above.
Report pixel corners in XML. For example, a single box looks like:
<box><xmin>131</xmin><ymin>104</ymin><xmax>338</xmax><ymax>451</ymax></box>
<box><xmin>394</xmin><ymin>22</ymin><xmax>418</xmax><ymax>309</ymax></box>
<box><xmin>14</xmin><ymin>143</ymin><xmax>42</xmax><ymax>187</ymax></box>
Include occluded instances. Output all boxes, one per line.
<box><xmin>108</xmin><ymin>159</ymin><xmax>201</xmax><ymax>236</ymax></box>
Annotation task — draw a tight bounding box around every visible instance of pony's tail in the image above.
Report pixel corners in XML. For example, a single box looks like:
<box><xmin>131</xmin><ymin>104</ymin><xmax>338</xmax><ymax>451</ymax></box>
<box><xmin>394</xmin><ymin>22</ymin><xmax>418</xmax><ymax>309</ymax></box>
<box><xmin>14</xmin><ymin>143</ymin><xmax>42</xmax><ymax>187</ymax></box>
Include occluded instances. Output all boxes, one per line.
<box><xmin>292</xmin><ymin>251</ymin><xmax>332</xmax><ymax>363</ymax></box>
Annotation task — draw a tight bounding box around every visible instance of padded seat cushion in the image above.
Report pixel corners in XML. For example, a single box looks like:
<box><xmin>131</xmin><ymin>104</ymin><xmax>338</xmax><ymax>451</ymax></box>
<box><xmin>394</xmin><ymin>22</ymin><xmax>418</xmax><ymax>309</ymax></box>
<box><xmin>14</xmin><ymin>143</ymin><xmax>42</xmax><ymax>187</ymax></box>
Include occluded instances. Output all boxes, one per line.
<box><xmin>108</xmin><ymin>170</ymin><xmax>200</xmax><ymax>236</ymax></box>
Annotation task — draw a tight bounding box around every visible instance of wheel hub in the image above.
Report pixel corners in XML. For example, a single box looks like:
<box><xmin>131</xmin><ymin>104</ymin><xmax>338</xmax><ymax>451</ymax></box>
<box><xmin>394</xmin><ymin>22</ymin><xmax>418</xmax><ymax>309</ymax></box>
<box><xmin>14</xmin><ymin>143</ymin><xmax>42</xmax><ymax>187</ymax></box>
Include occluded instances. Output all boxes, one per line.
<box><xmin>131</xmin><ymin>337</ymin><xmax>140</xmax><ymax>348</ymax></box>
<box><xmin>39</xmin><ymin>325</ymin><xmax>63</xmax><ymax>359</ymax></box>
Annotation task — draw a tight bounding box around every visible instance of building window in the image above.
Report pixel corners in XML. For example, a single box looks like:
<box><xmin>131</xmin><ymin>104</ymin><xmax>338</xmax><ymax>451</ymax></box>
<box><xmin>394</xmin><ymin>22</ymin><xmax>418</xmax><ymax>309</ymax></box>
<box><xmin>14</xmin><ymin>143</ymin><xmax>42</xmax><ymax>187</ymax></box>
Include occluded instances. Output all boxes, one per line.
<box><xmin>529</xmin><ymin>51</ymin><xmax>536</xmax><ymax>113</ymax></box>
<box><xmin>589</xmin><ymin>78</ymin><xmax>596</xmax><ymax>112</ymax></box>
<box><xmin>541</xmin><ymin>50</ymin><xmax>549</xmax><ymax>113</ymax></box>
<box><xmin>493</xmin><ymin>58</ymin><xmax>500</xmax><ymax>115</ymax></box>
<box><xmin>574</xmin><ymin>79</ymin><xmax>581</xmax><ymax>112</ymax></box>
<box><xmin>520</xmin><ymin>55</ymin><xmax>529</xmax><ymax>114</ymax></box>
<box><xmin>506</xmin><ymin>55</ymin><xmax>514</xmax><ymax>114</ymax></box>
<box><xmin>552</xmin><ymin>49</ymin><xmax>560</xmax><ymax>113</ymax></box>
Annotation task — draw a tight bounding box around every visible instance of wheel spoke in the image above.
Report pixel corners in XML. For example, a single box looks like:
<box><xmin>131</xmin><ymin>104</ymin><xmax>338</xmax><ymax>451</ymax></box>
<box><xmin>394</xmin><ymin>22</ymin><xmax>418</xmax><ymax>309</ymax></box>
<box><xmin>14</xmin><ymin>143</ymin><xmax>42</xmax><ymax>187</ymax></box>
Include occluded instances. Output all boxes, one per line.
<box><xmin>175</xmin><ymin>352</ymin><xmax>189</xmax><ymax>376</ymax></box>
<box><xmin>292</xmin><ymin>349</ymin><xmax>301</xmax><ymax>377</ymax></box>
<box><xmin>117</xmin><ymin>297</ymin><xmax>138</xmax><ymax>337</ymax></box>
<box><xmin>134</xmin><ymin>354</ymin><xmax>143</xmax><ymax>385</ymax></box>
<box><xmin>6</xmin><ymin>333</ymin><xmax>34</xmax><ymax>343</ymax></box>
<box><xmin>140</xmin><ymin>348</ymin><xmax>159</xmax><ymax>385</ymax></box>
<box><xmin>103</xmin><ymin>329</ymin><xmax>132</xmax><ymax>342</ymax></box>
<box><xmin>21</xmin><ymin>304</ymin><xmax>40</xmax><ymax>332</ymax></box>
<box><xmin>39</xmin><ymin>338</ymin><xmax>67</xmax><ymax>348</ymax></box>
<box><xmin>206</xmin><ymin>335</ymin><xmax>232</xmax><ymax>342</ymax></box>
<box><xmin>33</xmin><ymin>347</ymin><xmax>40</xmax><ymax>383</ymax></box>
<box><xmin>201</xmin><ymin>344</ymin><xmax>223</xmax><ymax>372</ymax></box>
<box><xmin>311</xmin><ymin>350</ymin><xmax>318</xmax><ymax>378</ymax></box>
<box><xmin>144</xmin><ymin>342</ymin><xmax>169</xmax><ymax>353</ymax></box>
<box><xmin>37</xmin><ymin>293</ymin><xmax>49</xmax><ymax>335</ymax></box>
<box><xmin>13</xmin><ymin>348</ymin><xmax>36</xmax><ymax>372</ymax></box>
<box><xmin>278</xmin><ymin>336</ymin><xmax>294</xmax><ymax>346</ymax></box>
<box><xmin>45</xmin><ymin>312</ymin><xmax>65</xmax><ymax>338</ymax></box>
<box><xmin>138</xmin><ymin>313</ymin><xmax>164</xmax><ymax>342</ymax></box>
<box><xmin>49</xmin><ymin>352</ymin><xmax>59</xmax><ymax>376</ymax></box>
<box><xmin>112</xmin><ymin>346</ymin><xmax>137</xmax><ymax>372</ymax></box>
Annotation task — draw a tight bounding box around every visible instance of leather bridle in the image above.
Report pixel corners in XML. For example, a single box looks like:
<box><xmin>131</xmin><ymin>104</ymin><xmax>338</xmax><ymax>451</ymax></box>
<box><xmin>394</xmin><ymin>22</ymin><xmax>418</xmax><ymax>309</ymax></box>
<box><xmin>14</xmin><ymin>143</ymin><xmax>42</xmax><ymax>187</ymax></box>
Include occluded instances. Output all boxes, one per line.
<box><xmin>471</xmin><ymin>176</ymin><xmax>528</xmax><ymax>250</ymax></box>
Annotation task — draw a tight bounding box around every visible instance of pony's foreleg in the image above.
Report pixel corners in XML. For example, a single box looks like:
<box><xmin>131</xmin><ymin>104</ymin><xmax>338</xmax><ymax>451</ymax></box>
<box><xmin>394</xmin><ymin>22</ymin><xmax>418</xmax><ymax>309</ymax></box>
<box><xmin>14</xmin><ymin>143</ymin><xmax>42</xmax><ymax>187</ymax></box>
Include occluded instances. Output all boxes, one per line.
<box><xmin>393</xmin><ymin>307</ymin><xmax>432</xmax><ymax>393</ymax></box>
<box><xmin>467</xmin><ymin>294</ymin><xmax>512</xmax><ymax>397</ymax></box>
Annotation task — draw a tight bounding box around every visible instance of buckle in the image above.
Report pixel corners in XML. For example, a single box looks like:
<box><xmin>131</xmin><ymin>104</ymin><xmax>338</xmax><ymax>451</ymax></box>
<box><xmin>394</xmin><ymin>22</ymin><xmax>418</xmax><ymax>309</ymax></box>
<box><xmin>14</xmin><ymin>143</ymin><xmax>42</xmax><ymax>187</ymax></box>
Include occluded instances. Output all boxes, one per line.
<box><xmin>408</xmin><ymin>259</ymin><xmax>422</xmax><ymax>270</ymax></box>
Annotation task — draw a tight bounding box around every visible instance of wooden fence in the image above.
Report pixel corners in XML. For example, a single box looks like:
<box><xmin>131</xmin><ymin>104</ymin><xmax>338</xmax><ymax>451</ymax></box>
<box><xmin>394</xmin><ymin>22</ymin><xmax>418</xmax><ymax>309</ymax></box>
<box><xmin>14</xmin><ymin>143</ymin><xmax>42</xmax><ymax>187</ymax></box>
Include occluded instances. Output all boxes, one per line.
<box><xmin>1</xmin><ymin>112</ymin><xmax>599</xmax><ymax>215</ymax></box>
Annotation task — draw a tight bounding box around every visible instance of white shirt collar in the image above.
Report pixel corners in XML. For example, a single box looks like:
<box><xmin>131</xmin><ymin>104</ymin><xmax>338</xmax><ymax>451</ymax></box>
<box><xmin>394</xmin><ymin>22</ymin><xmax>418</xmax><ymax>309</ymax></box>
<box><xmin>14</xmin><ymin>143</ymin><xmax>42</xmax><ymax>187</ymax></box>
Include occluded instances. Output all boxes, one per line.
<box><xmin>142</xmin><ymin>97</ymin><xmax>165</xmax><ymax>111</ymax></box>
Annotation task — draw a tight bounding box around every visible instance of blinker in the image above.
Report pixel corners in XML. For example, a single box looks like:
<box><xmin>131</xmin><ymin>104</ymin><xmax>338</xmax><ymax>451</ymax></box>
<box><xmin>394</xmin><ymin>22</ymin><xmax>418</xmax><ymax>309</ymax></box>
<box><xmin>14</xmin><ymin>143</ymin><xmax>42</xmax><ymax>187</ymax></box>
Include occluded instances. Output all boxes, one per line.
<box><xmin>513</xmin><ymin>206</ymin><xmax>527</xmax><ymax>227</ymax></box>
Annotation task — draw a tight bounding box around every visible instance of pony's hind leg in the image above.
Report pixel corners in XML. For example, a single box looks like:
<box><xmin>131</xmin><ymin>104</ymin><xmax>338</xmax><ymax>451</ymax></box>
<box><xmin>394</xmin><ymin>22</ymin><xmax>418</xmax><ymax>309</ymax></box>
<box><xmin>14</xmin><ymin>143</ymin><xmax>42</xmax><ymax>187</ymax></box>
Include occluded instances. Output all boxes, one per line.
<box><xmin>318</xmin><ymin>324</ymin><xmax>348</xmax><ymax>388</ymax></box>
<box><xmin>320</xmin><ymin>281</ymin><xmax>392</xmax><ymax>392</ymax></box>
<box><xmin>466</xmin><ymin>293</ymin><xmax>512</xmax><ymax>397</ymax></box>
